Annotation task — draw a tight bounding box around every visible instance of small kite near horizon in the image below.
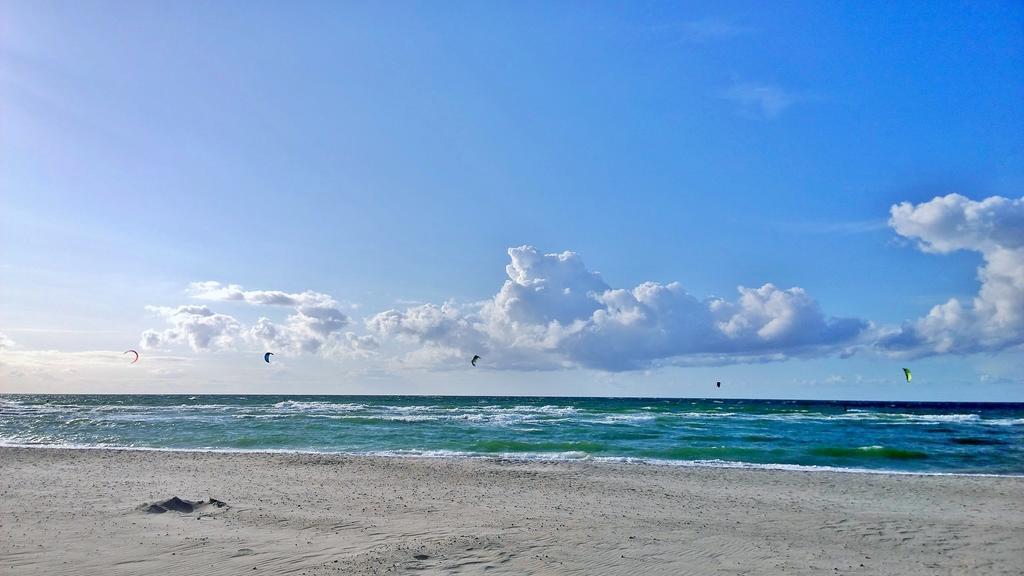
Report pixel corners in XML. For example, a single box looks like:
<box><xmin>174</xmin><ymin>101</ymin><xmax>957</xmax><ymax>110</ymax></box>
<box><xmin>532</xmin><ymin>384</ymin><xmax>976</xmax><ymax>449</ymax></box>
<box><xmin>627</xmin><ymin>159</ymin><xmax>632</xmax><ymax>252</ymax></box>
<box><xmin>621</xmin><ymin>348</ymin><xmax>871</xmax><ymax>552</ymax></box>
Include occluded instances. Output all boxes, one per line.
<box><xmin>471</xmin><ymin>355</ymin><xmax>481</xmax><ymax>367</ymax></box>
<box><xmin>716</xmin><ymin>381</ymin><xmax>721</xmax><ymax>388</ymax></box>
<box><xmin>903</xmin><ymin>368</ymin><xmax>912</xmax><ymax>383</ymax></box>
<box><xmin>264</xmin><ymin>352</ymin><xmax>274</xmax><ymax>364</ymax></box>
<box><xmin>124</xmin><ymin>350</ymin><xmax>139</xmax><ymax>364</ymax></box>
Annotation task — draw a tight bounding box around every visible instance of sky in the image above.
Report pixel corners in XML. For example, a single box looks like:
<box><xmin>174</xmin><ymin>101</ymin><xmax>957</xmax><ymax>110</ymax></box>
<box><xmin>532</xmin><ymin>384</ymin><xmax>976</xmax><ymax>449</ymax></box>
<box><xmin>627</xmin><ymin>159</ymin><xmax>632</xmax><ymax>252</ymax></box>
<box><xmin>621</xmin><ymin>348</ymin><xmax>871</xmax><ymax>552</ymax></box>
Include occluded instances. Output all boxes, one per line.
<box><xmin>1</xmin><ymin>1</ymin><xmax>1022</xmax><ymax>400</ymax></box>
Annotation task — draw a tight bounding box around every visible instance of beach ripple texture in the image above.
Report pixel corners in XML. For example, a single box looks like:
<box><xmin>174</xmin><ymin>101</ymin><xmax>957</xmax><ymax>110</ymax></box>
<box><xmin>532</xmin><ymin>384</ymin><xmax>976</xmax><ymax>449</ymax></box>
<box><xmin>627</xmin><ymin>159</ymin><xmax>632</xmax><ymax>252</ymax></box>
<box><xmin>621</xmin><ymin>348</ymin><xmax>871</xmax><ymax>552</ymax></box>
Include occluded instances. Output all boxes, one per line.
<box><xmin>1</xmin><ymin>395</ymin><xmax>1022</xmax><ymax>475</ymax></box>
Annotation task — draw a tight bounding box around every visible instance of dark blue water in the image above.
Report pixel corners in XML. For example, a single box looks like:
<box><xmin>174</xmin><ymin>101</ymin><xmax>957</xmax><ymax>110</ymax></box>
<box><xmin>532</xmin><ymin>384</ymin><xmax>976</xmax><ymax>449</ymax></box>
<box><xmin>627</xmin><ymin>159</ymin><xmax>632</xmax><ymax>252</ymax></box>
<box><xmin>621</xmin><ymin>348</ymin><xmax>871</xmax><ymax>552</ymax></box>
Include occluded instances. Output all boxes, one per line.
<box><xmin>2</xmin><ymin>395</ymin><xmax>1022</xmax><ymax>475</ymax></box>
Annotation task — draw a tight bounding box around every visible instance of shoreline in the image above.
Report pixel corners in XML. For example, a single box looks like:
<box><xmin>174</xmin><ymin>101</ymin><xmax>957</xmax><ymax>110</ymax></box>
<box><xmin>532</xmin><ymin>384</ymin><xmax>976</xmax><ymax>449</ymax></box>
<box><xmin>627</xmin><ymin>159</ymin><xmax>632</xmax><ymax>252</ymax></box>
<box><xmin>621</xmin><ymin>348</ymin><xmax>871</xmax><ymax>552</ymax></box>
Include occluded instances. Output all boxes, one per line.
<box><xmin>2</xmin><ymin>442</ymin><xmax>1023</xmax><ymax>478</ymax></box>
<box><xmin>2</xmin><ymin>447</ymin><xmax>1022</xmax><ymax>575</ymax></box>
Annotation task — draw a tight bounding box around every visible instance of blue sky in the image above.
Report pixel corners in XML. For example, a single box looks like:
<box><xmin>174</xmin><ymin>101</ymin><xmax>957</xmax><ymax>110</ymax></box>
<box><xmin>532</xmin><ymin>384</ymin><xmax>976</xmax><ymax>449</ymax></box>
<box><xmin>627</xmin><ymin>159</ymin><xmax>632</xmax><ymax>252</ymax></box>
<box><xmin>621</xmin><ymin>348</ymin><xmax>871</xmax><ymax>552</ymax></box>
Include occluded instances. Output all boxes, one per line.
<box><xmin>2</xmin><ymin>1</ymin><xmax>1022</xmax><ymax>400</ymax></box>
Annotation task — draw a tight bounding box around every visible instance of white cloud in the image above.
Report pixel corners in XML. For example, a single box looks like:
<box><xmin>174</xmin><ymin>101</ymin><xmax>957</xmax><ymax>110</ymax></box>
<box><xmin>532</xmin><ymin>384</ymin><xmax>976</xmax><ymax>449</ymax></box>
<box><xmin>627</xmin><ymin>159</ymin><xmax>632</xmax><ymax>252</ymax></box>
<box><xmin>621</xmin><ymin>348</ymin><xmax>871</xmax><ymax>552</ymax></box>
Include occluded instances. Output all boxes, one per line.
<box><xmin>879</xmin><ymin>193</ymin><xmax>1024</xmax><ymax>355</ymax></box>
<box><xmin>368</xmin><ymin>245</ymin><xmax>866</xmax><ymax>371</ymax></box>
<box><xmin>143</xmin><ymin>283</ymin><xmax>374</xmax><ymax>358</ymax></box>
<box><xmin>248</xmin><ymin>306</ymin><xmax>353</xmax><ymax>355</ymax></box>
<box><xmin>187</xmin><ymin>281</ymin><xmax>335</xmax><ymax>307</ymax></box>
<box><xmin>334</xmin><ymin>332</ymin><xmax>380</xmax><ymax>357</ymax></box>
<box><xmin>140</xmin><ymin>305</ymin><xmax>241</xmax><ymax>352</ymax></box>
<box><xmin>719</xmin><ymin>82</ymin><xmax>799</xmax><ymax>119</ymax></box>
<box><xmin>368</xmin><ymin>302</ymin><xmax>476</xmax><ymax>346</ymax></box>
<box><xmin>0</xmin><ymin>331</ymin><xmax>14</xmax><ymax>349</ymax></box>
<box><xmin>133</xmin><ymin>196</ymin><xmax>1022</xmax><ymax>372</ymax></box>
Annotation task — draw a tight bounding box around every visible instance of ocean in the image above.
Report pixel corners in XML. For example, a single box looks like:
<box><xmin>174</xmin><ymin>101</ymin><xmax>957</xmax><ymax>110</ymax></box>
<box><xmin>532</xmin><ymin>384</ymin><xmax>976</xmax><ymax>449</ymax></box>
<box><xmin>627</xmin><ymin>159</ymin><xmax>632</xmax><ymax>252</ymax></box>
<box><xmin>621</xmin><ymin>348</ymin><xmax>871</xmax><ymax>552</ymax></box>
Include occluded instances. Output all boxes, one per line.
<box><xmin>2</xmin><ymin>395</ymin><xmax>1022</xmax><ymax>475</ymax></box>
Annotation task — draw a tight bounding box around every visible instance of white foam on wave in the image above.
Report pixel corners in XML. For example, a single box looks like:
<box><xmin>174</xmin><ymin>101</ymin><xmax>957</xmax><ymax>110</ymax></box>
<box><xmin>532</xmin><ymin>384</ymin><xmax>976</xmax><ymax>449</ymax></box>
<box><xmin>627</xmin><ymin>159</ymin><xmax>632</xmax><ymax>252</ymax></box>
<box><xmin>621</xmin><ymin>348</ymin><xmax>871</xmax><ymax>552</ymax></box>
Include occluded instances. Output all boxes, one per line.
<box><xmin>233</xmin><ymin>414</ymin><xmax>286</xmax><ymax>420</ymax></box>
<box><xmin>382</xmin><ymin>415</ymin><xmax>438</xmax><ymax>423</ymax></box>
<box><xmin>985</xmin><ymin>417</ymin><xmax>1024</xmax><ymax>426</ymax></box>
<box><xmin>671</xmin><ymin>411</ymin><xmax>739</xmax><ymax>419</ymax></box>
<box><xmin>3</xmin><ymin>442</ymin><xmax>1020</xmax><ymax>478</ymax></box>
<box><xmin>271</xmin><ymin>400</ymin><xmax>367</xmax><ymax>412</ymax></box>
<box><xmin>657</xmin><ymin>410</ymin><xmax>994</xmax><ymax>425</ymax></box>
<box><xmin>903</xmin><ymin>413</ymin><xmax>981</xmax><ymax>422</ymax></box>
<box><xmin>351</xmin><ymin>404</ymin><xmax>582</xmax><ymax>425</ymax></box>
<box><xmin>585</xmin><ymin>414</ymin><xmax>657</xmax><ymax>425</ymax></box>
<box><xmin>381</xmin><ymin>405</ymin><xmax>438</xmax><ymax>414</ymax></box>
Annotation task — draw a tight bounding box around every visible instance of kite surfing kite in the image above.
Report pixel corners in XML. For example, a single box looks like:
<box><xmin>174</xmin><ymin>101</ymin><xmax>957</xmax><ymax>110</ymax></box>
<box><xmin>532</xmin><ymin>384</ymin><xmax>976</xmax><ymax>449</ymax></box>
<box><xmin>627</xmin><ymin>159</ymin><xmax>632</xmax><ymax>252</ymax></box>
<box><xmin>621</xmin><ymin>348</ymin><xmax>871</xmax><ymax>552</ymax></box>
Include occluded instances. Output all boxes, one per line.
<box><xmin>264</xmin><ymin>352</ymin><xmax>274</xmax><ymax>364</ymax></box>
<box><xmin>903</xmin><ymin>368</ymin><xmax>912</xmax><ymax>383</ymax></box>
<box><xmin>124</xmin><ymin>350</ymin><xmax>139</xmax><ymax>364</ymax></box>
<box><xmin>471</xmin><ymin>355</ymin><xmax>481</xmax><ymax>367</ymax></box>
<box><xmin>716</xmin><ymin>381</ymin><xmax>721</xmax><ymax>388</ymax></box>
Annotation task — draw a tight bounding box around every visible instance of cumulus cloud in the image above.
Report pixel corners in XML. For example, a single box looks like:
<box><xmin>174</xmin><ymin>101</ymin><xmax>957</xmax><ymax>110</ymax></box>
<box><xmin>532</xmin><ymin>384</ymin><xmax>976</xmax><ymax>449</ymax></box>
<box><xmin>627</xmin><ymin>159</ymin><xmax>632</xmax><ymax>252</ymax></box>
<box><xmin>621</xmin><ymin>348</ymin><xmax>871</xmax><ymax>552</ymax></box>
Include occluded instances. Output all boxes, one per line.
<box><xmin>139</xmin><ymin>196</ymin><xmax>1021</xmax><ymax>372</ymax></box>
<box><xmin>879</xmin><ymin>194</ymin><xmax>1024</xmax><ymax>355</ymax></box>
<box><xmin>241</xmin><ymin>287</ymin><xmax>356</xmax><ymax>354</ymax></box>
<box><xmin>368</xmin><ymin>302</ymin><xmax>477</xmax><ymax>347</ymax></box>
<box><xmin>140</xmin><ymin>305</ymin><xmax>241</xmax><ymax>351</ymax></box>
<box><xmin>368</xmin><ymin>245</ymin><xmax>867</xmax><ymax>370</ymax></box>
<box><xmin>187</xmin><ymin>281</ymin><xmax>335</xmax><ymax>307</ymax></box>
<box><xmin>248</xmin><ymin>305</ymin><xmax>353</xmax><ymax>354</ymax></box>
<box><xmin>0</xmin><ymin>331</ymin><xmax>14</xmax><ymax>350</ymax></box>
<box><xmin>143</xmin><ymin>283</ymin><xmax>373</xmax><ymax>358</ymax></box>
<box><xmin>334</xmin><ymin>332</ymin><xmax>380</xmax><ymax>357</ymax></box>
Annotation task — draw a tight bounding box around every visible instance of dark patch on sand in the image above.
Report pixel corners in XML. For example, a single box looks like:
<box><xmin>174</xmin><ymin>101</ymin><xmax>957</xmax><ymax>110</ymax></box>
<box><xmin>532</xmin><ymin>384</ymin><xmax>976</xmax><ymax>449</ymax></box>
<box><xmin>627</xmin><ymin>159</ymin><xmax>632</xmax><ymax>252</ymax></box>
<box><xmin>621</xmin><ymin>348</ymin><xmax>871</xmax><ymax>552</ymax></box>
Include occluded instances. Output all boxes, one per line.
<box><xmin>160</xmin><ymin>496</ymin><xmax>194</xmax><ymax>513</ymax></box>
<box><xmin>142</xmin><ymin>497</ymin><xmax>229</xmax><ymax>514</ymax></box>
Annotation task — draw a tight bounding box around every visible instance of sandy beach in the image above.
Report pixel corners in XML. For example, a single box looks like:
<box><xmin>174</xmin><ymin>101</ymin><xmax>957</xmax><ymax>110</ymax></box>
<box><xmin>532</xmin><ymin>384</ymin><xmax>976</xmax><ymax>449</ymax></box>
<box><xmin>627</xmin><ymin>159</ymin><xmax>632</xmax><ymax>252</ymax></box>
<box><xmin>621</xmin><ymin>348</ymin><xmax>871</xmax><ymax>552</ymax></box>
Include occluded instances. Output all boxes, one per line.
<box><xmin>0</xmin><ymin>448</ymin><xmax>1020</xmax><ymax>575</ymax></box>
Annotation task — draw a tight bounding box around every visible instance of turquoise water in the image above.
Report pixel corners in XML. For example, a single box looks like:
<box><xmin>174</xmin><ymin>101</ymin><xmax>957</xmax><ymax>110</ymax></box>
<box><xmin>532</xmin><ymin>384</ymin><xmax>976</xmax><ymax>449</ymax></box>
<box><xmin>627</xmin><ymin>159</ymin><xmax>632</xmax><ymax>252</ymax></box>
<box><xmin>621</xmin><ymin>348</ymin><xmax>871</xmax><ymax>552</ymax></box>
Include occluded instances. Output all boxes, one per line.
<box><xmin>2</xmin><ymin>395</ymin><xmax>1022</xmax><ymax>475</ymax></box>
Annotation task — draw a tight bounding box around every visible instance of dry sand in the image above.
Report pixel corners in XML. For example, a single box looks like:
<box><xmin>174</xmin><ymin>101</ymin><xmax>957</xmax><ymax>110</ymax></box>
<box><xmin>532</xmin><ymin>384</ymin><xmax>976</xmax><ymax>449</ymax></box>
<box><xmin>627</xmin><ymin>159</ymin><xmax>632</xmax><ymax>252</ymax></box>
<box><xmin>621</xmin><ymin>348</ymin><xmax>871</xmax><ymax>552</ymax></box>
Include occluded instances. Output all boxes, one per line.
<box><xmin>1</xmin><ymin>447</ymin><xmax>1021</xmax><ymax>575</ymax></box>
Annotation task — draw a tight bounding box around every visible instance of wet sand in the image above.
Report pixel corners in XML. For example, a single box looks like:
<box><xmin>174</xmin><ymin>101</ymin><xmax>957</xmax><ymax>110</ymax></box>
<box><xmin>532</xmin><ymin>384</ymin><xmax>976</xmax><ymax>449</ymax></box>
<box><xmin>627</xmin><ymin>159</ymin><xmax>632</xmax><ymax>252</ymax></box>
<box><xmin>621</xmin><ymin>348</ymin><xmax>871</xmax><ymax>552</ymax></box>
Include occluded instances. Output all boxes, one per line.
<box><xmin>1</xmin><ymin>447</ymin><xmax>1021</xmax><ymax>575</ymax></box>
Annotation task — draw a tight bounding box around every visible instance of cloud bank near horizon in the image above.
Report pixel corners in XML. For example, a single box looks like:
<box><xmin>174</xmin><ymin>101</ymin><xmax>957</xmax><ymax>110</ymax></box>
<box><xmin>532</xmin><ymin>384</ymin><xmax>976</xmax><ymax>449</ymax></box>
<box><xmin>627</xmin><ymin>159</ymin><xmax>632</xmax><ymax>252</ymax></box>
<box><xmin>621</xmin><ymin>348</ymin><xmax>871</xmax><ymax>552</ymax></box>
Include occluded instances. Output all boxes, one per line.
<box><xmin>141</xmin><ymin>284</ymin><xmax>377</xmax><ymax>358</ymax></box>
<box><xmin>134</xmin><ymin>193</ymin><xmax>1022</xmax><ymax>372</ymax></box>
<box><xmin>367</xmin><ymin>246</ymin><xmax>868</xmax><ymax>370</ymax></box>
